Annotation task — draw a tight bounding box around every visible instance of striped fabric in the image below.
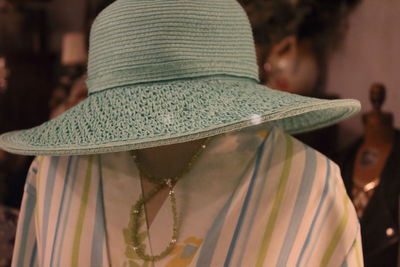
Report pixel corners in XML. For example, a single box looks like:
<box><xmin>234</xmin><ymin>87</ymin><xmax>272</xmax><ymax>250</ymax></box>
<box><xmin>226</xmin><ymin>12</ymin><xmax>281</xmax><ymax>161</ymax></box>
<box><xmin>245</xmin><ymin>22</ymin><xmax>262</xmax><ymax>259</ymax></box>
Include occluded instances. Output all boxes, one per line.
<box><xmin>12</xmin><ymin>127</ymin><xmax>363</xmax><ymax>267</ymax></box>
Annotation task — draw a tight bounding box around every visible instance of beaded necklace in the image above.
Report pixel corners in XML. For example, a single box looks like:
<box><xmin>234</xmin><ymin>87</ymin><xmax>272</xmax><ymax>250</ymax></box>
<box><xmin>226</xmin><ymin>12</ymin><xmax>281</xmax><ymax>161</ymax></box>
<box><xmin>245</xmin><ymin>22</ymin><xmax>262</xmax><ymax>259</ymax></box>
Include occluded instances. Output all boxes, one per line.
<box><xmin>129</xmin><ymin>138</ymin><xmax>210</xmax><ymax>262</ymax></box>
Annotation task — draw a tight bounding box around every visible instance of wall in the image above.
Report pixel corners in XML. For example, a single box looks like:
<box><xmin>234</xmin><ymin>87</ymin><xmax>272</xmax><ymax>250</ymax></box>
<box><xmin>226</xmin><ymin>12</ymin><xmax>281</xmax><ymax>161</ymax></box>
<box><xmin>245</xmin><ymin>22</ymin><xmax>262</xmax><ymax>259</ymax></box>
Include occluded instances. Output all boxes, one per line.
<box><xmin>45</xmin><ymin>0</ymin><xmax>85</xmax><ymax>52</ymax></box>
<box><xmin>325</xmin><ymin>0</ymin><xmax>400</xmax><ymax>148</ymax></box>
<box><xmin>41</xmin><ymin>0</ymin><xmax>106</xmax><ymax>52</ymax></box>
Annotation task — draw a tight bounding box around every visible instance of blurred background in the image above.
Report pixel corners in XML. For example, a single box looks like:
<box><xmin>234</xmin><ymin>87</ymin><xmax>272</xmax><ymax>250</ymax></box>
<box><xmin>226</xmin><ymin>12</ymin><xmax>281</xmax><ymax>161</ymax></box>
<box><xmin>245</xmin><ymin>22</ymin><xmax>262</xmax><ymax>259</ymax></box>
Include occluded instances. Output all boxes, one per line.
<box><xmin>0</xmin><ymin>0</ymin><xmax>399</xmax><ymax>266</ymax></box>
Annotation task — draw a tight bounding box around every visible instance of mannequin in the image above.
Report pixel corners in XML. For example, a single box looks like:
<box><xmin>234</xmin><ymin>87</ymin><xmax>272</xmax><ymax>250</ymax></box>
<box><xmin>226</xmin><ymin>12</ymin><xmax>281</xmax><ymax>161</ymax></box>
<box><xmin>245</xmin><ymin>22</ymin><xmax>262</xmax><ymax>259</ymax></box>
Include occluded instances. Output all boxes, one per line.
<box><xmin>352</xmin><ymin>83</ymin><xmax>395</xmax><ymax>217</ymax></box>
<box><xmin>337</xmin><ymin>83</ymin><xmax>400</xmax><ymax>267</ymax></box>
<box><xmin>135</xmin><ymin>138</ymin><xmax>206</xmax><ymax>226</ymax></box>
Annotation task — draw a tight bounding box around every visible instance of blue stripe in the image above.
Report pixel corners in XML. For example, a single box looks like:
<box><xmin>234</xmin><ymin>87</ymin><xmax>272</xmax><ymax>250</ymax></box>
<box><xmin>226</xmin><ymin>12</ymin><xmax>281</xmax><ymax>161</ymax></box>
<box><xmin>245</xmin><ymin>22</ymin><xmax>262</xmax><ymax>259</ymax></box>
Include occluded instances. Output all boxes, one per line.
<box><xmin>91</xmin><ymin>156</ymin><xmax>105</xmax><ymax>266</ymax></box>
<box><xmin>223</xmin><ymin>140</ymin><xmax>267</xmax><ymax>267</ymax></box>
<box><xmin>235</xmin><ymin>130</ymin><xmax>276</xmax><ymax>267</ymax></box>
<box><xmin>296</xmin><ymin>158</ymin><xmax>332</xmax><ymax>267</ymax></box>
<box><xmin>49</xmin><ymin>157</ymin><xmax>73</xmax><ymax>266</ymax></box>
<box><xmin>195</xmin><ymin>137</ymin><xmax>268</xmax><ymax>267</ymax></box>
<box><xmin>303</xmin><ymin>191</ymin><xmax>336</xmax><ymax>267</ymax></box>
<box><xmin>196</xmin><ymin>188</ymin><xmax>238</xmax><ymax>266</ymax></box>
<box><xmin>41</xmin><ymin>157</ymin><xmax>60</xmax><ymax>261</ymax></box>
<box><xmin>276</xmin><ymin>146</ymin><xmax>316</xmax><ymax>266</ymax></box>
<box><xmin>29</xmin><ymin>242</ymin><xmax>37</xmax><ymax>267</ymax></box>
<box><xmin>16</xmin><ymin>184</ymin><xmax>36</xmax><ymax>267</ymax></box>
<box><xmin>55</xmin><ymin>157</ymin><xmax>80</xmax><ymax>267</ymax></box>
<box><xmin>303</xmin><ymin>160</ymin><xmax>337</xmax><ymax>267</ymax></box>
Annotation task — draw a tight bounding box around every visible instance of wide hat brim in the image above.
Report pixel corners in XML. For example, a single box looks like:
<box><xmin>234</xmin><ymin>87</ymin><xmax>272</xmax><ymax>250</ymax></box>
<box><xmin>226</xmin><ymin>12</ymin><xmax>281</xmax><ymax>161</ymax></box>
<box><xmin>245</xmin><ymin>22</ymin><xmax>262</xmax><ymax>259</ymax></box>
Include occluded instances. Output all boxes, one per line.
<box><xmin>0</xmin><ymin>76</ymin><xmax>360</xmax><ymax>156</ymax></box>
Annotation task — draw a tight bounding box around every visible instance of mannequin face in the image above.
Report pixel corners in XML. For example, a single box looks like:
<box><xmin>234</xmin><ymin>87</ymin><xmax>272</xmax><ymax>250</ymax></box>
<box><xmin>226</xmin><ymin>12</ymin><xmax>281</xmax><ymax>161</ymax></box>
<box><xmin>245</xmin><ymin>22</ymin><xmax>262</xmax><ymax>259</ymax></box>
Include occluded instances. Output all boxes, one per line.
<box><xmin>260</xmin><ymin>36</ymin><xmax>319</xmax><ymax>96</ymax></box>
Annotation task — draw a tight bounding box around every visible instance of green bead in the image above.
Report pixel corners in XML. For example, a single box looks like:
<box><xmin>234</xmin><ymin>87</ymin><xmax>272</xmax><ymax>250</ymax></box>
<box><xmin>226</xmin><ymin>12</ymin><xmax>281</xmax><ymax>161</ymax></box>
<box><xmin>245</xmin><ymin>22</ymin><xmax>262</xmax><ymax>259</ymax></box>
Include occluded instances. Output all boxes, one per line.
<box><xmin>128</xmin><ymin>138</ymin><xmax>211</xmax><ymax>261</ymax></box>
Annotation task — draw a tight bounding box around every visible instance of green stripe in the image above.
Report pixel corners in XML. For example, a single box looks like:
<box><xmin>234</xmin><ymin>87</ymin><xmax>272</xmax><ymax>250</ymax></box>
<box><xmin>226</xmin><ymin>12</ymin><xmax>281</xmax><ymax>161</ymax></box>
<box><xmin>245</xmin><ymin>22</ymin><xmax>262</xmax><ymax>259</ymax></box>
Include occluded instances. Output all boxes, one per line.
<box><xmin>319</xmin><ymin>195</ymin><xmax>350</xmax><ymax>267</ymax></box>
<box><xmin>355</xmin><ymin>238</ymin><xmax>362</xmax><ymax>267</ymax></box>
<box><xmin>71</xmin><ymin>156</ymin><xmax>93</xmax><ymax>267</ymax></box>
<box><xmin>255</xmin><ymin>135</ymin><xmax>293</xmax><ymax>267</ymax></box>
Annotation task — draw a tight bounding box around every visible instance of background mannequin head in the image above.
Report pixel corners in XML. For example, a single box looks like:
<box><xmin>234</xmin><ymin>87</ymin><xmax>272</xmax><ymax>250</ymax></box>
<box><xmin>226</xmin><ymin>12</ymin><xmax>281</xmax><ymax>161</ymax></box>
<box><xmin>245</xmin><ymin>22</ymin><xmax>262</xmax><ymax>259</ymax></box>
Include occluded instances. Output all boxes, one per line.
<box><xmin>240</xmin><ymin>0</ymin><xmax>361</xmax><ymax>95</ymax></box>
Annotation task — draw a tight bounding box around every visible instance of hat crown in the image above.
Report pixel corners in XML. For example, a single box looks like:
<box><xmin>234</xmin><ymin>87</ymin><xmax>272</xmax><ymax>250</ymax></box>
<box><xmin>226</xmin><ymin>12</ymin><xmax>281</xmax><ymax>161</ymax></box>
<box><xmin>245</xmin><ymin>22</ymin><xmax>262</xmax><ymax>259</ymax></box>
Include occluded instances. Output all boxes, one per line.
<box><xmin>86</xmin><ymin>0</ymin><xmax>259</xmax><ymax>93</ymax></box>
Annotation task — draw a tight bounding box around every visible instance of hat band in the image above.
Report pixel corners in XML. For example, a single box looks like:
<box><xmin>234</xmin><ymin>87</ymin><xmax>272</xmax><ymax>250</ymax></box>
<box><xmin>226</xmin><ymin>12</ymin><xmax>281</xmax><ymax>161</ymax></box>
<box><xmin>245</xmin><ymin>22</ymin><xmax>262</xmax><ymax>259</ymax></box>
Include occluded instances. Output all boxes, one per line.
<box><xmin>86</xmin><ymin>60</ymin><xmax>259</xmax><ymax>94</ymax></box>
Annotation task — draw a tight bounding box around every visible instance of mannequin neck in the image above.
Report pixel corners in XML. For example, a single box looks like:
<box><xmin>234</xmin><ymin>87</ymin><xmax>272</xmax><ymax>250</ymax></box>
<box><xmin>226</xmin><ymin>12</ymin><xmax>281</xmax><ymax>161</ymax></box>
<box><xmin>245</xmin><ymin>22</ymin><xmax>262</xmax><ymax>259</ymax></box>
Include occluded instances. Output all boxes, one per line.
<box><xmin>362</xmin><ymin>111</ymin><xmax>395</xmax><ymax>145</ymax></box>
<box><xmin>134</xmin><ymin>138</ymin><xmax>207</xmax><ymax>180</ymax></box>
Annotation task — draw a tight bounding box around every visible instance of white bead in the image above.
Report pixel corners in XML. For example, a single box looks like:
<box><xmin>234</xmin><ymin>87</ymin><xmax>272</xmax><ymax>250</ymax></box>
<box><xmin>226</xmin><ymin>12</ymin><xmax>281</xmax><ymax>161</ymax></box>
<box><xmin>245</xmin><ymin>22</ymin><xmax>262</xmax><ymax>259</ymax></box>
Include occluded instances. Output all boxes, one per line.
<box><xmin>169</xmin><ymin>190</ymin><xmax>175</xmax><ymax>196</ymax></box>
<box><xmin>133</xmin><ymin>209</ymin><xmax>139</xmax><ymax>214</ymax></box>
<box><xmin>202</xmin><ymin>144</ymin><xmax>206</xmax><ymax>149</ymax></box>
<box><xmin>171</xmin><ymin>239</ymin><xmax>177</xmax><ymax>243</ymax></box>
<box><xmin>386</xmin><ymin>227</ymin><xmax>395</xmax><ymax>237</ymax></box>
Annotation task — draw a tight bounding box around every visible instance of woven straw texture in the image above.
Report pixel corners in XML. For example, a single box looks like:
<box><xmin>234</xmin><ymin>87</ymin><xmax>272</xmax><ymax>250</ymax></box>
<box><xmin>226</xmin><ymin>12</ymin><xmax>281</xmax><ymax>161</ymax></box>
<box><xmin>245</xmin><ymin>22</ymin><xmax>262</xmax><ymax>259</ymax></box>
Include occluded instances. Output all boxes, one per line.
<box><xmin>0</xmin><ymin>0</ymin><xmax>360</xmax><ymax>155</ymax></box>
<box><xmin>86</xmin><ymin>0</ymin><xmax>258</xmax><ymax>92</ymax></box>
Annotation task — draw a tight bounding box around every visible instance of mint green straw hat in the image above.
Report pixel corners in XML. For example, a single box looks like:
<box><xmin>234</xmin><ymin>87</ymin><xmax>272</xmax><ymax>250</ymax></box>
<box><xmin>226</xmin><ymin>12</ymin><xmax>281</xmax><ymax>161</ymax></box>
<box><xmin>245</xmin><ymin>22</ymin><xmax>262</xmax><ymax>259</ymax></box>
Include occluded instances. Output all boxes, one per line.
<box><xmin>0</xmin><ymin>0</ymin><xmax>360</xmax><ymax>156</ymax></box>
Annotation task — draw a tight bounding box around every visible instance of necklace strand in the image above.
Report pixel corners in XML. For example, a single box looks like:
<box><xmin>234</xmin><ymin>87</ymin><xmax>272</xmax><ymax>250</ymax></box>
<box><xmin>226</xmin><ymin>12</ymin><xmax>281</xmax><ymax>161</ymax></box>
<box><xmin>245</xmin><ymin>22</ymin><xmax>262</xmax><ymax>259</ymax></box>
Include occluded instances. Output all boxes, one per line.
<box><xmin>128</xmin><ymin>138</ymin><xmax>211</xmax><ymax>262</ymax></box>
